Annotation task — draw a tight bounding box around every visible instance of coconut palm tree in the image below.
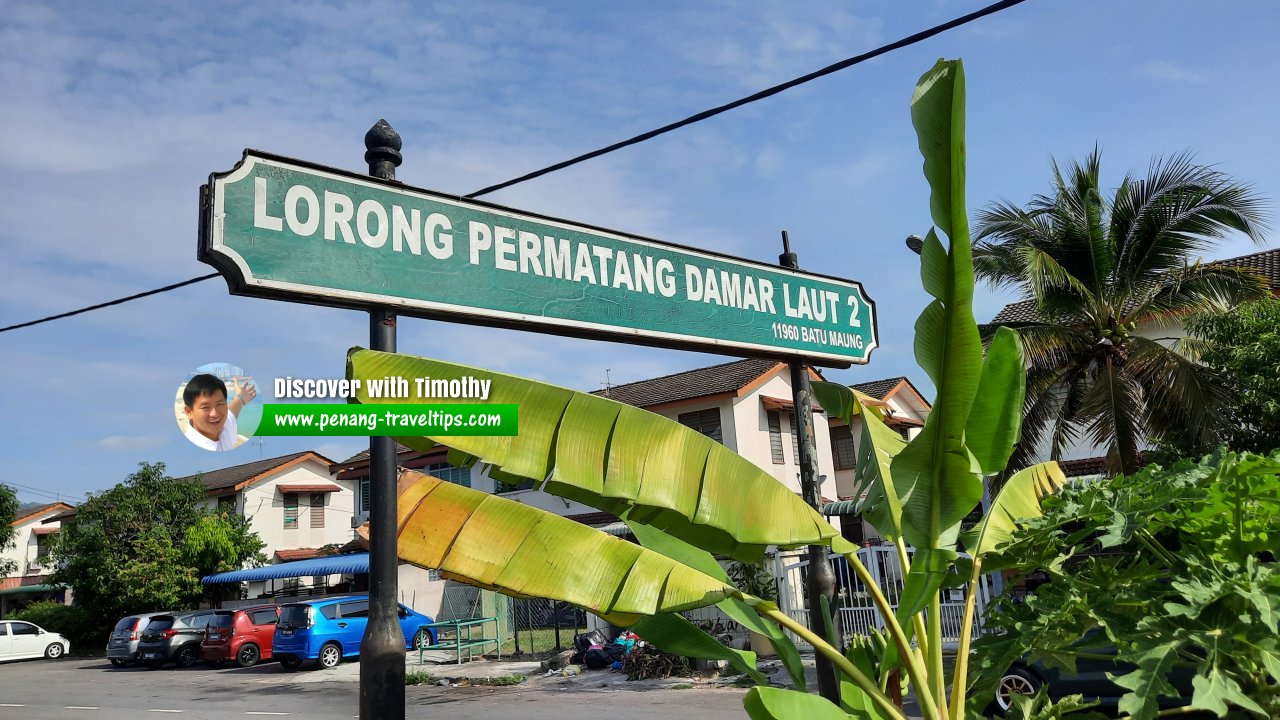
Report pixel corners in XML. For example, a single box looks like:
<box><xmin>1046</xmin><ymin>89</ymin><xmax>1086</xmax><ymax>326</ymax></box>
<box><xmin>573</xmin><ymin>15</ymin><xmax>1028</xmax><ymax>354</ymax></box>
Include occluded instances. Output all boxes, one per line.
<box><xmin>974</xmin><ymin>149</ymin><xmax>1269</xmax><ymax>476</ymax></box>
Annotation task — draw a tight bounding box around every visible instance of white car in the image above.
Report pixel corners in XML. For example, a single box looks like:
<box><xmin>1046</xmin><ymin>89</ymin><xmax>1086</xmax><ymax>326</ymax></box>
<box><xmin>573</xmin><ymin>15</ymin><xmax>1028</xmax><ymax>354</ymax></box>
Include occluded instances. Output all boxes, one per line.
<box><xmin>0</xmin><ymin>620</ymin><xmax>70</xmax><ymax>661</ymax></box>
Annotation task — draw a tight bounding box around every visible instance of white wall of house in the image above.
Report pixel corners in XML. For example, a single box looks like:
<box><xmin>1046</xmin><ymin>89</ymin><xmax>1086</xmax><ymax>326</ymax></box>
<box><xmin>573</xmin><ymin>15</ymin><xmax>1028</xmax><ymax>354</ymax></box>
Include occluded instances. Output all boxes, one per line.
<box><xmin>1</xmin><ymin>513</ymin><xmax>62</xmax><ymax>579</ymax></box>
<box><xmin>216</xmin><ymin>460</ymin><xmax>357</xmax><ymax>555</ymax></box>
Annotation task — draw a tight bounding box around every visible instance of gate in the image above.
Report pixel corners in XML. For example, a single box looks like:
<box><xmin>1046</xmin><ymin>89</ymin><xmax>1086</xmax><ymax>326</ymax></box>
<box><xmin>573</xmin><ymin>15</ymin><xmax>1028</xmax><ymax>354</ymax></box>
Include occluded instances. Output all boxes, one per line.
<box><xmin>773</xmin><ymin>545</ymin><xmax>993</xmax><ymax>650</ymax></box>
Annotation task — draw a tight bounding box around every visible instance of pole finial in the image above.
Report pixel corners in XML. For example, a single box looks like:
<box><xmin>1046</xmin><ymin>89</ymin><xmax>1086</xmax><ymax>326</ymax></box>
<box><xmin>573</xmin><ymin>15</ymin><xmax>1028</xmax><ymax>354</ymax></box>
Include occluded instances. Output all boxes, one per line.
<box><xmin>364</xmin><ymin>119</ymin><xmax>402</xmax><ymax>180</ymax></box>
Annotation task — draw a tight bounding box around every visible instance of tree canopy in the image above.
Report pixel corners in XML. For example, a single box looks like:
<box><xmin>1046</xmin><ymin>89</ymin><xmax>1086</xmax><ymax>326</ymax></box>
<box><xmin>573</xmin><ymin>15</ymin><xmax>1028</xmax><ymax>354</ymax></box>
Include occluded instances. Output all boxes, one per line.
<box><xmin>50</xmin><ymin>462</ymin><xmax>264</xmax><ymax>626</ymax></box>
<box><xmin>974</xmin><ymin>149</ymin><xmax>1270</xmax><ymax>476</ymax></box>
<box><xmin>0</xmin><ymin>484</ymin><xmax>17</xmax><ymax>576</ymax></box>
<box><xmin>1183</xmin><ymin>296</ymin><xmax>1280</xmax><ymax>454</ymax></box>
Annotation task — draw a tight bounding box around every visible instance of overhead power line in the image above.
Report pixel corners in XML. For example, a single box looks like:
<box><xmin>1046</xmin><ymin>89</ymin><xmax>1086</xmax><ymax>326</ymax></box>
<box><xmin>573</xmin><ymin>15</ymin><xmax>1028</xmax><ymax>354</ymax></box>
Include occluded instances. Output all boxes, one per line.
<box><xmin>0</xmin><ymin>0</ymin><xmax>1028</xmax><ymax>336</ymax></box>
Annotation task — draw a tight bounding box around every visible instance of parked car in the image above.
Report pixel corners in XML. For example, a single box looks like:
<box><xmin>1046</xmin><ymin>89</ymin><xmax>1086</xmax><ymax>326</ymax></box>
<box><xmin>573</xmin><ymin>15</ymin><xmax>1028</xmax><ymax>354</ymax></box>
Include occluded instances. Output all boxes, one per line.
<box><xmin>272</xmin><ymin>595</ymin><xmax>436</xmax><ymax>670</ymax></box>
<box><xmin>0</xmin><ymin>620</ymin><xmax>70</xmax><ymax>662</ymax></box>
<box><xmin>106</xmin><ymin>612</ymin><xmax>174</xmax><ymax>667</ymax></box>
<box><xmin>994</xmin><ymin>652</ymin><xmax>1197</xmax><ymax>714</ymax></box>
<box><xmin>201</xmin><ymin>605</ymin><xmax>280</xmax><ymax>668</ymax></box>
<box><xmin>136</xmin><ymin>610</ymin><xmax>220</xmax><ymax>668</ymax></box>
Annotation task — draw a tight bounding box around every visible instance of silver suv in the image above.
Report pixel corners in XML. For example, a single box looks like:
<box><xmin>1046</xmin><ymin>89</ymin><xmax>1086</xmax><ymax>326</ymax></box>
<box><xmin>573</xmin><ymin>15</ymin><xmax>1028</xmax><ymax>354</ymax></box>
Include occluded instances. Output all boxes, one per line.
<box><xmin>106</xmin><ymin>612</ymin><xmax>174</xmax><ymax>667</ymax></box>
<box><xmin>136</xmin><ymin>611</ymin><xmax>219</xmax><ymax>668</ymax></box>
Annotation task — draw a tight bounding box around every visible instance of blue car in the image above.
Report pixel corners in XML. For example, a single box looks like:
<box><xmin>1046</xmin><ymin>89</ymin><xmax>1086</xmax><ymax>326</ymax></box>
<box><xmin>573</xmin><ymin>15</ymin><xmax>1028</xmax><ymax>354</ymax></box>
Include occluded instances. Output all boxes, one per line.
<box><xmin>272</xmin><ymin>595</ymin><xmax>437</xmax><ymax>669</ymax></box>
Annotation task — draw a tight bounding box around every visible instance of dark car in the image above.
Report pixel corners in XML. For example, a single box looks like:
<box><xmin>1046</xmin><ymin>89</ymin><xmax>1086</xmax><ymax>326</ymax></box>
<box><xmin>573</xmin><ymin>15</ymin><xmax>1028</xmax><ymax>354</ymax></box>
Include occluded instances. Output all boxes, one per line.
<box><xmin>106</xmin><ymin>612</ymin><xmax>173</xmax><ymax>667</ymax></box>
<box><xmin>201</xmin><ymin>606</ymin><xmax>280</xmax><ymax>668</ymax></box>
<box><xmin>136</xmin><ymin>610</ymin><xmax>220</xmax><ymax>668</ymax></box>
<box><xmin>994</xmin><ymin>653</ymin><xmax>1197</xmax><ymax>715</ymax></box>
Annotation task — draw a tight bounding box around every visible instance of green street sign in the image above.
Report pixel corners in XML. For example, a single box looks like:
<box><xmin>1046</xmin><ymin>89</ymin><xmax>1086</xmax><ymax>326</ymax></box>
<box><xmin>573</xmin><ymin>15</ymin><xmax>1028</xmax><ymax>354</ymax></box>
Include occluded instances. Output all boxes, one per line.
<box><xmin>200</xmin><ymin>151</ymin><xmax>878</xmax><ymax>366</ymax></box>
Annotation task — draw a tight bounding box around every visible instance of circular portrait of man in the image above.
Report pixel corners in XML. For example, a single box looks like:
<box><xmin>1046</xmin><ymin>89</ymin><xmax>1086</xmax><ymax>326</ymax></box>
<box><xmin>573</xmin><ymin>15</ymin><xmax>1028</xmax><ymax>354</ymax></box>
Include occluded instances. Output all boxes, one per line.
<box><xmin>174</xmin><ymin>363</ymin><xmax>260</xmax><ymax>451</ymax></box>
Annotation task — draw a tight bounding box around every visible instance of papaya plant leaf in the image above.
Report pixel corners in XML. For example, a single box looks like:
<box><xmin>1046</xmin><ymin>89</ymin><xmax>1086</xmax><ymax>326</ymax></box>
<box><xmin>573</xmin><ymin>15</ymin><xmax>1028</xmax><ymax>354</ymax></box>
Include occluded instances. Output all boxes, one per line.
<box><xmin>744</xmin><ymin>686</ymin><xmax>853</xmax><ymax>720</ymax></box>
<box><xmin>966</xmin><ymin>326</ymin><xmax>1025</xmax><ymax>476</ymax></box>
<box><xmin>633</xmin><ymin>613</ymin><xmax>767</xmax><ymax>686</ymax></box>
<box><xmin>623</xmin><ymin>513</ymin><xmax>807</xmax><ymax>690</ymax></box>
<box><xmin>376</xmin><ymin>469</ymin><xmax>735</xmax><ymax>626</ymax></box>
<box><xmin>1109</xmin><ymin>642</ymin><xmax>1182</xmax><ymax>720</ymax></box>
<box><xmin>347</xmin><ymin>348</ymin><xmax>837</xmax><ymax>562</ymax></box>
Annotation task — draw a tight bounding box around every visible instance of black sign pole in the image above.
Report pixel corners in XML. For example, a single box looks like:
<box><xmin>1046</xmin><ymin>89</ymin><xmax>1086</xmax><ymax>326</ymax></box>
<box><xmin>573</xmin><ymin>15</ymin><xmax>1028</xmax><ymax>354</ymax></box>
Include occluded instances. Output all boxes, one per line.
<box><xmin>779</xmin><ymin>230</ymin><xmax>840</xmax><ymax>704</ymax></box>
<box><xmin>360</xmin><ymin>120</ymin><xmax>405</xmax><ymax>720</ymax></box>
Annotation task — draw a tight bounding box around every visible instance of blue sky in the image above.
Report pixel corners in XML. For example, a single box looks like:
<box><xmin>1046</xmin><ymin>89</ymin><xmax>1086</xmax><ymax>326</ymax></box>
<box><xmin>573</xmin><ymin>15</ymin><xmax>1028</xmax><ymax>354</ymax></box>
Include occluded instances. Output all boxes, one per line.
<box><xmin>1</xmin><ymin>0</ymin><xmax>1276</xmax><ymax>504</ymax></box>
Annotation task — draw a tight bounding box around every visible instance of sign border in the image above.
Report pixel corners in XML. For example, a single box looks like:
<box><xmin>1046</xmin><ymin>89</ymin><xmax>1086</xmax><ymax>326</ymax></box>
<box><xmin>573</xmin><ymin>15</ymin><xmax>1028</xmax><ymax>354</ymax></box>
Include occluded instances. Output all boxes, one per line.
<box><xmin>200</xmin><ymin>150</ymin><xmax>879</xmax><ymax>367</ymax></box>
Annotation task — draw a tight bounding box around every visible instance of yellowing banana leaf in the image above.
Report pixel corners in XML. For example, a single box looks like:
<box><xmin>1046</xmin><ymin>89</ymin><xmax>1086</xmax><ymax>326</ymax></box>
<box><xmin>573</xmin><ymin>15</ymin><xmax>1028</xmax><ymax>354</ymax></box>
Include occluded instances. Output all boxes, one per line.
<box><xmin>380</xmin><ymin>470</ymin><xmax>735</xmax><ymax>626</ymax></box>
<box><xmin>965</xmin><ymin>461</ymin><xmax>1067</xmax><ymax>558</ymax></box>
<box><xmin>347</xmin><ymin>348</ymin><xmax>837</xmax><ymax>562</ymax></box>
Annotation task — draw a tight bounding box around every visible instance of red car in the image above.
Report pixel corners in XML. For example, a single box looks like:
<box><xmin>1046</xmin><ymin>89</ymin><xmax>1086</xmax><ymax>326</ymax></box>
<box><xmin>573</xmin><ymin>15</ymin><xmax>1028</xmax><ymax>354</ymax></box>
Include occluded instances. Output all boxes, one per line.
<box><xmin>201</xmin><ymin>606</ymin><xmax>280</xmax><ymax>667</ymax></box>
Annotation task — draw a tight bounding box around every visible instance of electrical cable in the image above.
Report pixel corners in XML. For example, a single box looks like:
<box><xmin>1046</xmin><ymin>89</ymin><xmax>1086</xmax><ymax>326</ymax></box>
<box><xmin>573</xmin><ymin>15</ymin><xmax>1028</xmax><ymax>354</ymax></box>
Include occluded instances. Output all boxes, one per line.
<box><xmin>0</xmin><ymin>0</ymin><xmax>1027</xmax><ymax>336</ymax></box>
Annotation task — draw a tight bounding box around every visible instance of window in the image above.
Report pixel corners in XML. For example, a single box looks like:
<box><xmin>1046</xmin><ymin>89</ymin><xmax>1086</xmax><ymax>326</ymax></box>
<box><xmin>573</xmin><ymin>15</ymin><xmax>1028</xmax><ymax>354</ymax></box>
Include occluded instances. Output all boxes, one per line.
<box><xmin>339</xmin><ymin>600</ymin><xmax>369</xmax><ymax>618</ymax></box>
<box><xmin>0</xmin><ymin>624</ymin><xmax>8</xmax><ymax>636</ymax></box>
<box><xmin>249</xmin><ymin>609</ymin><xmax>279</xmax><ymax>626</ymax></box>
<box><xmin>10</xmin><ymin>622</ymin><xmax>38</xmax><ymax>636</ymax></box>
<box><xmin>427</xmin><ymin>569</ymin><xmax>442</xmax><ymax>582</ymax></box>
<box><xmin>767</xmin><ymin>411</ymin><xmax>785</xmax><ymax>464</ymax></box>
<box><xmin>677</xmin><ymin>408</ymin><xmax>722</xmax><ymax>444</ymax></box>
<box><xmin>218</xmin><ymin>495</ymin><xmax>236</xmax><ymax>513</ymax></box>
<box><xmin>789</xmin><ymin>418</ymin><xmax>801</xmax><ymax>464</ymax></box>
<box><xmin>34</xmin><ymin>535</ymin><xmax>50</xmax><ymax>562</ymax></box>
<box><xmin>283</xmin><ymin>493</ymin><xmax>298</xmax><ymax>529</ymax></box>
<box><xmin>427</xmin><ymin>463</ymin><xmax>470</xmax><ymax>488</ymax></box>
<box><xmin>831</xmin><ymin>426</ymin><xmax>856</xmax><ymax>471</ymax></box>
<box><xmin>309</xmin><ymin>493</ymin><xmax>325</xmax><ymax>529</ymax></box>
<box><xmin>359</xmin><ymin>479</ymin><xmax>370</xmax><ymax>514</ymax></box>
<box><xmin>318</xmin><ymin>604</ymin><xmax>338</xmax><ymax>620</ymax></box>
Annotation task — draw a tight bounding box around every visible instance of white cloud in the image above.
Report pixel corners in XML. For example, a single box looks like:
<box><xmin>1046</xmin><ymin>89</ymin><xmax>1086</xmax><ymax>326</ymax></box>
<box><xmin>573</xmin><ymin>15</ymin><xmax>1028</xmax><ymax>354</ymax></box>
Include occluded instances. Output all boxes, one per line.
<box><xmin>97</xmin><ymin>435</ymin><xmax>166</xmax><ymax>451</ymax></box>
<box><xmin>1136</xmin><ymin>61</ymin><xmax>1208</xmax><ymax>85</ymax></box>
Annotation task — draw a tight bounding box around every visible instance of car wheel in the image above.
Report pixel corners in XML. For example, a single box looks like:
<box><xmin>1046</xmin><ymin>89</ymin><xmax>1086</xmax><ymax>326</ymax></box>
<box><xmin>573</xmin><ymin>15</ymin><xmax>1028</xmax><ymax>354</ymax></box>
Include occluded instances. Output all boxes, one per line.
<box><xmin>412</xmin><ymin>629</ymin><xmax>432</xmax><ymax>650</ymax></box>
<box><xmin>318</xmin><ymin>642</ymin><xmax>342</xmax><ymax>669</ymax></box>
<box><xmin>45</xmin><ymin>643</ymin><xmax>65</xmax><ymax>659</ymax></box>
<box><xmin>995</xmin><ymin>666</ymin><xmax>1043</xmax><ymax>714</ymax></box>
<box><xmin>175</xmin><ymin>645</ymin><xmax>200</xmax><ymax>669</ymax></box>
<box><xmin>279</xmin><ymin>655</ymin><xmax>302</xmax><ymax>670</ymax></box>
<box><xmin>109</xmin><ymin>658</ymin><xmax>128</xmax><ymax>668</ymax></box>
<box><xmin>236</xmin><ymin>643</ymin><xmax>260</xmax><ymax>668</ymax></box>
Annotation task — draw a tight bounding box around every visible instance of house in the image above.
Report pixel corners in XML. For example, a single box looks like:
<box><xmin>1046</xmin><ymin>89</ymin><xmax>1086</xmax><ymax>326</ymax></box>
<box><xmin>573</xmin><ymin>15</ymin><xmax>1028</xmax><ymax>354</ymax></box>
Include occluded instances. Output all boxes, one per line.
<box><xmin>178</xmin><ymin>451</ymin><xmax>357</xmax><ymax>599</ymax></box>
<box><xmin>988</xmin><ymin>247</ymin><xmax>1280</xmax><ymax>472</ymax></box>
<box><xmin>0</xmin><ymin>502</ymin><xmax>75</xmax><ymax>617</ymax></box>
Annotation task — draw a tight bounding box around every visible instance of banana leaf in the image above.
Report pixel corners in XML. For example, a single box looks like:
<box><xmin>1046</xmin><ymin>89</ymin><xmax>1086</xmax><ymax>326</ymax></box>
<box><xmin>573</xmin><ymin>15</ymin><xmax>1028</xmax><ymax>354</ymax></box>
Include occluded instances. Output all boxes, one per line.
<box><xmin>966</xmin><ymin>327</ymin><xmax>1025</xmax><ymax>476</ymax></box>
<box><xmin>377</xmin><ymin>469</ymin><xmax>735</xmax><ymax>626</ymax></box>
<box><xmin>347</xmin><ymin>347</ymin><xmax>837</xmax><ymax>562</ymax></box>
<box><xmin>622</xmin><ymin>513</ymin><xmax>808</xmax><ymax>690</ymax></box>
<box><xmin>632</xmin><ymin>612</ymin><xmax>766</xmax><ymax>685</ymax></box>
<box><xmin>744</xmin><ymin>686</ymin><xmax>853</xmax><ymax>720</ymax></box>
<box><xmin>893</xmin><ymin>59</ymin><xmax>986</xmax><ymax>553</ymax></box>
<box><xmin>811</xmin><ymin>382</ymin><xmax>907</xmax><ymax>542</ymax></box>
<box><xmin>964</xmin><ymin>461</ymin><xmax>1068</xmax><ymax>558</ymax></box>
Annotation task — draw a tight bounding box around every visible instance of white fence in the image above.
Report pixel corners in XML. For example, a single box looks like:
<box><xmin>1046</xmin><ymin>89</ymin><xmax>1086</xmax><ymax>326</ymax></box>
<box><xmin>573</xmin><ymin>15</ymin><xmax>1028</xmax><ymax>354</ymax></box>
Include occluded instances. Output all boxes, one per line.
<box><xmin>773</xmin><ymin>545</ymin><xmax>994</xmax><ymax>650</ymax></box>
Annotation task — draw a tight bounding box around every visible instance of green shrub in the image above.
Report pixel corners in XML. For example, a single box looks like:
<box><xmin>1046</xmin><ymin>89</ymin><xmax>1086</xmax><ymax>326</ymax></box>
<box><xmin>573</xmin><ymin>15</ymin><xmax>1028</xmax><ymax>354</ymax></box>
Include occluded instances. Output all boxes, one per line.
<box><xmin>11</xmin><ymin>601</ymin><xmax>103</xmax><ymax>653</ymax></box>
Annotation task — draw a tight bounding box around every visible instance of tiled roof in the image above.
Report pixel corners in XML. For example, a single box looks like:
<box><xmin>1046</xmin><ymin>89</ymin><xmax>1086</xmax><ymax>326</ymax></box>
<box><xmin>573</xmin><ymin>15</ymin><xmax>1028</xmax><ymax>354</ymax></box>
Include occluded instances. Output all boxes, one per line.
<box><xmin>593</xmin><ymin>358</ymin><xmax>782</xmax><ymax>408</ymax></box>
<box><xmin>338</xmin><ymin>443</ymin><xmax>416</xmax><ymax>465</ymax></box>
<box><xmin>1212</xmin><ymin>247</ymin><xmax>1280</xmax><ymax>288</ymax></box>
<box><xmin>177</xmin><ymin>451</ymin><xmax>331</xmax><ymax>493</ymax></box>
<box><xmin>275</xmin><ymin>548</ymin><xmax>326</xmax><ymax>562</ymax></box>
<box><xmin>851</xmin><ymin>378</ymin><xmax>906</xmax><ymax>401</ymax></box>
<box><xmin>10</xmin><ymin>502</ymin><xmax>75</xmax><ymax>527</ymax></box>
<box><xmin>991</xmin><ymin>248</ymin><xmax>1280</xmax><ymax>324</ymax></box>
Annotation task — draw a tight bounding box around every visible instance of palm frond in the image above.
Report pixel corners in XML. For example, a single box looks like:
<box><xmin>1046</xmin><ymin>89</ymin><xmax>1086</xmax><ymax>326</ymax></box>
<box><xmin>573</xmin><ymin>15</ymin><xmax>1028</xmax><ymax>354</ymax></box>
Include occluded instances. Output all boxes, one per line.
<box><xmin>1126</xmin><ymin>264</ymin><xmax>1269</xmax><ymax>324</ymax></box>
<box><xmin>1126</xmin><ymin>335</ymin><xmax>1231</xmax><ymax>452</ymax></box>
<box><xmin>1077</xmin><ymin>357</ymin><xmax>1146</xmax><ymax>476</ymax></box>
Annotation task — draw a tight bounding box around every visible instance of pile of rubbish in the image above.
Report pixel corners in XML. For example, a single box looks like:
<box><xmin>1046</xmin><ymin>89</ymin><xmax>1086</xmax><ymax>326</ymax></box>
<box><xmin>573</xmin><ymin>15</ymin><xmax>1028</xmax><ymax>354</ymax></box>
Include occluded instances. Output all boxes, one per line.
<box><xmin>569</xmin><ymin>629</ymin><xmax>640</xmax><ymax>671</ymax></box>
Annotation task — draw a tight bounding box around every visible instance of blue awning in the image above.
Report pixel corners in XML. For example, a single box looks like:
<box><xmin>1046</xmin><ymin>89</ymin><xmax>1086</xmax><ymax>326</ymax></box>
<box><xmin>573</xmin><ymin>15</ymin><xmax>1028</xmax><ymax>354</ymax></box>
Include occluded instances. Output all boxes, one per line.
<box><xmin>202</xmin><ymin>552</ymin><xmax>369</xmax><ymax>584</ymax></box>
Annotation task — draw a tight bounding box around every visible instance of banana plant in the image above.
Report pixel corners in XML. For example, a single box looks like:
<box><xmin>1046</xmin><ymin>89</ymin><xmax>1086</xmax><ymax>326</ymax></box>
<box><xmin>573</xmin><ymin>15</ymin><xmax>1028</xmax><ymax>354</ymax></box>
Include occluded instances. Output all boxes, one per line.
<box><xmin>348</xmin><ymin>59</ymin><xmax>1070</xmax><ymax>720</ymax></box>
